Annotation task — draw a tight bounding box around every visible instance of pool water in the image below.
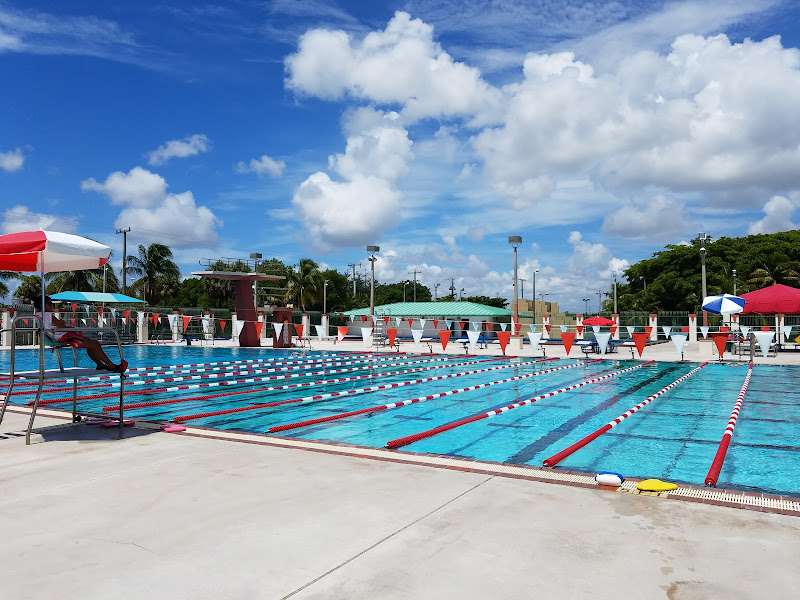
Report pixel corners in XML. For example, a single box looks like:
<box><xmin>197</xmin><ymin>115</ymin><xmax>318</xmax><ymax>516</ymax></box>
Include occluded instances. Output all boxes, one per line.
<box><xmin>3</xmin><ymin>346</ymin><xmax>798</xmax><ymax>497</ymax></box>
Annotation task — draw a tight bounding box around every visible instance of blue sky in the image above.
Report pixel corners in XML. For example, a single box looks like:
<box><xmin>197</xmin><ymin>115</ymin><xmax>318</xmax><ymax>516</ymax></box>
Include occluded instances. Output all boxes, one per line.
<box><xmin>3</xmin><ymin>0</ymin><xmax>800</xmax><ymax>309</ymax></box>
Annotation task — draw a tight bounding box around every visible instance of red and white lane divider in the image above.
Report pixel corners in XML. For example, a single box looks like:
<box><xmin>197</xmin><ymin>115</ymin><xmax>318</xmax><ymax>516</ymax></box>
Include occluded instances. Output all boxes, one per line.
<box><xmin>704</xmin><ymin>364</ymin><xmax>753</xmax><ymax>487</ymax></box>
<box><xmin>385</xmin><ymin>362</ymin><xmax>647</xmax><ymax>449</ymax></box>
<box><xmin>172</xmin><ymin>358</ymin><xmax>565</xmax><ymax>424</ymax></box>
<box><xmin>81</xmin><ymin>352</ymin><xmax>461</xmax><ymax>383</ymax></box>
<box><xmin>100</xmin><ymin>357</ymin><xmax>512</xmax><ymax>413</ymax></box>
<box><xmin>542</xmin><ymin>362</ymin><xmax>708</xmax><ymax>468</ymax></box>
<box><xmin>269</xmin><ymin>360</ymin><xmax>601</xmax><ymax>433</ymax></box>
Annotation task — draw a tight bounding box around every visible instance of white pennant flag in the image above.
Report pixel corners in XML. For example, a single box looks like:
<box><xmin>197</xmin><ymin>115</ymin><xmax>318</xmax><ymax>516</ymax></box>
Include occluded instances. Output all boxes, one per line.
<box><xmin>168</xmin><ymin>314</ymin><xmax>178</xmax><ymax>331</ymax></box>
<box><xmin>97</xmin><ymin>315</ymin><xmax>105</xmax><ymax>328</ymax></box>
<box><xmin>233</xmin><ymin>319</ymin><xmax>245</xmax><ymax>337</ymax></box>
<box><xmin>699</xmin><ymin>326</ymin><xmax>710</xmax><ymax>339</ymax></box>
<box><xmin>314</xmin><ymin>324</ymin><xmax>325</xmax><ymax>339</ymax></box>
<box><xmin>411</xmin><ymin>328</ymin><xmax>424</xmax><ymax>347</ymax></box>
<box><xmin>753</xmin><ymin>331</ymin><xmax>774</xmax><ymax>357</ymax></box>
<box><xmin>84</xmin><ymin>305</ymin><xmax>91</xmax><ymax>314</ymax></box>
<box><xmin>110</xmin><ymin>308</ymin><xmax>117</xmax><ymax>319</ymax></box>
<box><xmin>360</xmin><ymin>327</ymin><xmax>373</xmax><ymax>345</ymax></box>
<box><xmin>661</xmin><ymin>326</ymin><xmax>672</xmax><ymax>339</ymax></box>
<box><xmin>471</xmin><ymin>321</ymin><xmax>481</xmax><ymax>331</ymax></box>
<box><xmin>81</xmin><ymin>318</ymin><xmax>87</xmax><ymax>326</ymax></box>
<box><xmin>670</xmin><ymin>333</ymin><xmax>687</xmax><ymax>356</ymax></box>
<box><xmin>499</xmin><ymin>322</ymin><xmax>508</xmax><ymax>331</ymax></box>
<box><xmin>529</xmin><ymin>323</ymin><xmax>537</xmax><ymax>333</ymax></box>
<box><xmin>595</xmin><ymin>332</ymin><xmax>611</xmax><ymax>354</ymax></box>
<box><xmin>559</xmin><ymin>324</ymin><xmax>568</xmax><ymax>333</ymax></box>
<box><xmin>592</xmin><ymin>325</ymin><xmax>600</xmax><ymax>335</ymax></box>
<box><xmin>626</xmin><ymin>325</ymin><xmax>635</xmax><ymax>337</ymax></box>
<box><xmin>443</xmin><ymin>319</ymin><xmax>452</xmax><ymax>330</ymax></box>
<box><xmin>739</xmin><ymin>325</ymin><xmax>751</xmax><ymax>338</ymax></box>
<box><xmin>202</xmin><ymin>316</ymin><xmax>211</xmax><ymax>334</ymax></box>
<box><xmin>395</xmin><ymin>317</ymin><xmax>402</xmax><ymax>327</ymax></box>
<box><xmin>527</xmin><ymin>332</ymin><xmax>543</xmax><ymax>351</ymax></box>
<box><xmin>273</xmin><ymin>322</ymin><xmax>284</xmax><ymax>340</ymax></box>
<box><xmin>466</xmin><ymin>329</ymin><xmax>480</xmax><ymax>350</ymax></box>
<box><xmin>419</xmin><ymin>319</ymin><xmax>427</xmax><ymax>330</ymax></box>
<box><xmin>349</xmin><ymin>314</ymin><xmax>355</xmax><ymax>321</ymax></box>
<box><xmin>781</xmin><ymin>325</ymin><xmax>793</xmax><ymax>341</ymax></box>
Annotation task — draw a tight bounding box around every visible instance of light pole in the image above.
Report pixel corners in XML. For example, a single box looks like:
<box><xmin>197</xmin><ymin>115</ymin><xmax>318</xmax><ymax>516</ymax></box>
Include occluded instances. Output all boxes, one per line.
<box><xmin>697</xmin><ymin>233</ymin><xmax>711</xmax><ymax>325</ymax></box>
<box><xmin>732</xmin><ymin>268</ymin><xmax>737</xmax><ymax>295</ymax></box>
<box><xmin>434</xmin><ymin>282</ymin><xmax>440</xmax><ymax>300</ymax></box>
<box><xmin>532</xmin><ymin>269</ymin><xmax>539</xmax><ymax>326</ymax></box>
<box><xmin>596</xmin><ymin>289</ymin><xmax>604</xmax><ymax>314</ymax></box>
<box><xmin>323</xmin><ymin>280</ymin><xmax>329</xmax><ymax>314</ymax></box>
<box><xmin>250</xmin><ymin>252</ymin><xmax>262</xmax><ymax>307</ymax></box>
<box><xmin>409</xmin><ymin>268</ymin><xmax>420</xmax><ymax>302</ymax></box>
<box><xmin>459</xmin><ymin>288</ymin><xmax>465</xmax><ymax>300</ymax></box>
<box><xmin>519</xmin><ymin>277</ymin><xmax>527</xmax><ymax>301</ymax></box>
<box><xmin>582</xmin><ymin>297</ymin><xmax>590</xmax><ymax>315</ymax></box>
<box><xmin>612</xmin><ymin>274</ymin><xmax>618</xmax><ymax>314</ymax></box>
<box><xmin>367</xmin><ymin>245</ymin><xmax>380</xmax><ymax>319</ymax></box>
<box><xmin>403</xmin><ymin>281</ymin><xmax>409</xmax><ymax>302</ymax></box>
<box><xmin>508</xmin><ymin>235</ymin><xmax>522</xmax><ymax>333</ymax></box>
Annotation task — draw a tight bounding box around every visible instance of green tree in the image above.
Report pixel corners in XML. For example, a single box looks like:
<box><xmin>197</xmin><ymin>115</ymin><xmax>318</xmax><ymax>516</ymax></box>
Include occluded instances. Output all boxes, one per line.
<box><xmin>463</xmin><ymin>295</ymin><xmax>508</xmax><ymax>308</ymax></box>
<box><xmin>125</xmin><ymin>243</ymin><xmax>180</xmax><ymax>304</ymax></box>
<box><xmin>13</xmin><ymin>275</ymin><xmax>44</xmax><ymax>305</ymax></box>
<box><xmin>49</xmin><ymin>265</ymin><xmax>120</xmax><ymax>294</ymax></box>
<box><xmin>285</xmin><ymin>258</ymin><xmax>323</xmax><ymax>311</ymax></box>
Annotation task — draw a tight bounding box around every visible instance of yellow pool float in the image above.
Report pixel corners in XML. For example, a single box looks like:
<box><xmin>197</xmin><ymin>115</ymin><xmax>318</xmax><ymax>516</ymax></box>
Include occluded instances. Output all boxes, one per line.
<box><xmin>636</xmin><ymin>479</ymin><xmax>678</xmax><ymax>492</ymax></box>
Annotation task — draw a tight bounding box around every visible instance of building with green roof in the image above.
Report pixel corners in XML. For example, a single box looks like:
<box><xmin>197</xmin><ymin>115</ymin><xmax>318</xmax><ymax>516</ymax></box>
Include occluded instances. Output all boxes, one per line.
<box><xmin>342</xmin><ymin>301</ymin><xmax>510</xmax><ymax>318</ymax></box>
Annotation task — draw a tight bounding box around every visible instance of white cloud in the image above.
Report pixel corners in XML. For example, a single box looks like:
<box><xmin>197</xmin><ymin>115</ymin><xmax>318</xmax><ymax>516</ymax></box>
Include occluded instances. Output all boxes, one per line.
<box><xmin>114</xmin><ymin>191</ymin><xmax>220</xmax><ymax>247</ymax></box>
<box><xmin>235</xmin><ymin>154</ymin><xmax>286</xmax><ymax>177</ymax></box>
<box><xmin>567</xmin><ymin>231</ymin><xmax>629</xmax><ymax>280</ymax></box>
<box><xmin>82</xmin><ymin>166</ymin><xmax>220</xmax><ymax>247</ymax></box>
<box><xmin>748</xmin><ymin>195</ymin><xmax>798</xmax><ymax>234</ymax></box>
<box><xmin>285</xmin><ymin>11</ymin><xmax>501</xmax><ymax>123</ymax></box>
<box><xmin>146</xmin><ymin>133</ymin><xmax>210</xmax><ymax>165</ymax></box>
<box><xmin>292</xmin><ymin>110</ymin><xmax>412</xmax><ymax>247</ymax></box>
<box><xmin>1</xmin><ymin>205</ymin><xmax>77</xmax><ymax>233</ymax></box>
<box><xmin>603</xmin><ymin>196</ymin><xmax>689</xmax><ymax>240</ymax></box>
<box><xmin>81</xmin><ymin>166</ymin><xmax>167</xmax><ymax>207</ymax></box>
<box><xmin>0</xmin><ymin>148</ymin><xmax>24</xmax><ymax>172</ymax></box>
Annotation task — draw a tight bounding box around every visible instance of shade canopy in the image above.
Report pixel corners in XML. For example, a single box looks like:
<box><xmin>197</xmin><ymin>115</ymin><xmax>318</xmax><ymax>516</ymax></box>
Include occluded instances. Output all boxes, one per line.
<box><xmin>49</xmin><ymin>291</ymin><xmax>145</xmax><ymax>304</ymax></box>
<box><xmin>582</xmin><ymin>316</ymin><xmax>615</xmax><ymax>326</ymax></box>
<box><xmin>702</xmin><ymin>294</ymin><xmax>745</xmax><ymax>315</ymax></box>
<box><xmin>741</xmin><ymin>284</ymin><xmax>800</xmax><ymax>314</ymax></box>
<box><xmin>0</xmin><ymin>230</ymin><xmax>110</xmax><ymax>273</ymax></box>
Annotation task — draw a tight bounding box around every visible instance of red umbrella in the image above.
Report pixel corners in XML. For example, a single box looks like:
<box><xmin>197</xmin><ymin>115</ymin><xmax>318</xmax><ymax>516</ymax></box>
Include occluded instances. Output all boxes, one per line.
<box><xmin>741</xmin><ymin>284</ymin><xmax>800</xmax><ymax>314</ymax></box>
<box><xmin>582</xmin><ymin>316</ymin><xmax>615</xmax><ymax>326</ymax></box>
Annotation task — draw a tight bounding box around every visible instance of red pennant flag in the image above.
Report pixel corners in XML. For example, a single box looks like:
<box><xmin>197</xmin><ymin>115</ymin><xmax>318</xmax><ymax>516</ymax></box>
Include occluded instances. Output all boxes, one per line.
<box><xmin>219</xmin><ymin>319</ymin><xmax>227</xmax><ymax>332</ymax></box>
<box><xmin>360</xmin><ymin>315</ymin><xmax>367</xmax><ymax>322</ymax></box>
<box><xmin>681</xmin><ymin>326</ymin><xmax>689</xmax><ymax>333</ymax></box>
<box><xmin>576</xmin><ymin>325</ymin><xmax>584</xmax><ymax>335</ymax></box>
<box><xmin>760</xmin><ymin>326</ymin><xmax>770</xmax><ymax>332</ymax></box>
<box><xmin>150</xmin><ymin>313</ymin><xmax>159</xmax><ymax>327</ymax></box>
<box><xmin>182</xmin><ymin>315</ymin><xmax>192</xmax><ymax>330</ymax></box>
<box><xmin>22</xmin><ymin>318</ymin><xmax>29</xmax><ymax>327</ymax></box>
<box><xmin>387</xmin><ymin>327</ymin><xmax>398</xmax><ymax>346</ymax></box>
<box><xmin>514</xmin><ymin>321</ymin><xmax>522</xmax><ymax>335</ymax></box>
<box><xmin>432</xmin><ymin>319</ymin><xmax>439</xmax><ymax>329</ymax></box>
<box><xmin>710</xmin><ymin>332</ymin><xmax>728</xmax><ymax>357</ymax></box>
<box><xmin>406</xmin><ymin>318</ymin><xmax>414</xmax><ymax>328</ymax></box>
<box><xmin>632</xmin><ymin>332</ymin><xmax>649</xmax><ymax>357</ymax></box>
<box><xmin>484</xmin><ymin>321</ymin><xmax>494</xmax><ymax>331</ymax></box>
<box><xmin>644</xmin><ymin>326</ymin><xmax>653</xmax><ymax>337</ymax></box>
<box><xmin>460</xmin><ymin>320</ymin><xmax>467</xmax><ymax>331</ymax></box>
<box><xmin>438</xmin><ymin>329</ymin><xmax>451</xmax><ymax>351</ymax></box>
<box><xmin>497</xmin><ymin>330</ymin><xmax>511</xmax><ymax>354</ymax></box>
<box><xmin>70</xmin><ymin>302</ymin><xmax>78</xmax><ymax>313</ymax></box>
<box><xmin>561</xmin><ymin>331</ymin><xmax>576</xmax><ymax>356</ymax></box>
<box><xmin>294</xmin><ymin>323</ymin><xmax>304</xmax><ymax>337</ymax></box>
<box><xmin>123</xmin><ymin>309</ymin><xmax>130</xmax><ymax>320</ymax></box>
<box><xmin>382</xmin><ymin>316</ymin><xmax>390</xmax><ymax>324</ymax></box>
<box><xmin>337</xmin><ymin>326</ymin><xmax>348</xmax><ymax>340</ymax></box>
<box><xmin>255</xmin><ymin>322</ymin><xmax>264</xmax><ymax>337</ymax></box>
<box><xmin>544</xmin><ymin>324</ymin><xmax>551</xmax><ymax>335</ymax></box>
<box><xmin>610</xmin><ymin>325</ymin><xmax>617</xmax><ymax>336</ymax></box>
<box><xmin>720</xmin><ymin>326</ymin><xmax>730</xmax><ymax>333</ymax></box>
<box><xmin>97</xmin><ymin>306</ymin><xmax>104</xmax><ymax>315</ymax></box>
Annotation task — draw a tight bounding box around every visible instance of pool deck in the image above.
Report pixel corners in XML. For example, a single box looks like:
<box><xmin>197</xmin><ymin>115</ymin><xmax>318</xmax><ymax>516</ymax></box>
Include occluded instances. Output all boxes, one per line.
<box><xmin>2</xmin><ymin>409</ymin><xmax>799</xmax><ymax>599</ymax></box>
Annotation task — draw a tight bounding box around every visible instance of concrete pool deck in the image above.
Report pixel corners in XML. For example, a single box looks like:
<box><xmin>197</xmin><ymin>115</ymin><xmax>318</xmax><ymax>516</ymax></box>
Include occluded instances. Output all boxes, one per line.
<box><xmin>2</xmin><ymin>410</ymin><xmax>799</xmax><ymax>599</ymax></box>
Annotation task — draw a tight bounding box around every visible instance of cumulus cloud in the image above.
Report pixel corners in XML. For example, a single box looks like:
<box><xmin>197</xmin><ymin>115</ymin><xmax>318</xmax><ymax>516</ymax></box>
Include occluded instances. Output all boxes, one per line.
<box><xmin>81</xmin><ymin>166</ymin><xmax>167</xmax><ymax>207</ymax></box>
<box><xmin>1</xmin><ymin>205</ymin><xmax>77</xmax><ymax>233</ymax></box>
<box><xmin>603</xmin><ymin>196</ymin><xmax>689</xmax><ymax>239</ymax></box>
<box><xmin>568</xmin><ymin>231</ymin><xmax>629</xmax><ymax>280</ymax></box>
<box><xmin>146</xmin><ymin>133</ymin><xmax>210</xmax><ymax>165</ymax></box>
<box><xmin>292</xmin><ymin>110</ymin><xmax>412</xmax><ymax>247</ymax></box>
<box><xmin>235</xmin><ymin>154</ymin><xmax>286</xmax><ymax>177</ymax></box>
<box><xmin>748</xmin><ymin>195</ymin><xmax>798</xmax><ymax>234</ymax></box>
<box><xmin>0</xmin><ymin>148</ymin><xmax>24</xmax><ymax>172</ymax></box>
<box><xmin>82</xmin><ymin>166</ymin><xmax>220</xmax><ymax>247</ymax></box>
<box><xmin>285</xmin><ymin>11</ymin><xmax>501</xmax><ymax>123</ymax></box>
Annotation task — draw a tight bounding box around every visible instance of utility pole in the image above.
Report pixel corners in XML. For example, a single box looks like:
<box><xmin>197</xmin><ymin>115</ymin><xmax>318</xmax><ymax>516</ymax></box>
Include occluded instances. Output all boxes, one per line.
<box><xmin>596</xmin><ymin>289</ymin><xmax>604</xmax><ymax>314</ymax></box>
<box><xmin>582</xmin><ymin>297</ymin><xmax>590</xmax><ymax>315</ymax></box>
<box><xmin>696</xmin><ymin>232</ymin><xmax>712</xmax><ymax>325</ymax></box>
<box><xmin>323</xmin><ymin>280</ymin><xmax>329</xmax><ymax>314</ymax></box>
<box><xmin>434</xmin><ymin>282</ymin><xmax>440</xmax><ymax>300</ymax></box>
<box><xmin>518</xmin><ymin>277</ymin><xmax>527</xmax><ymax>300</ymax></box>
<box><xmin>408</xmin><ymin>268</ymin><xmax>421</xmax><ymax>302</ymax></box>
<box><xmin>348</xmin><ymin>263</ymin><xmax>357</xmax><ymax>296</ymax></box>
<box><xmin>459</xmin><ymin>288</ymin><xmax>465</xmax><ymax>300</ymax></box>
<box><xmin>448</xmin><ymin>278</ymin><xmax>456</xmax><ymax>299</ymax></box>
<box><xmin>116</xmin><ymin>226</ymin><xmax>131</xmax><ymax>293</ymax></box>
<box><xmin>612</xmin><ymin>274</ymin><xmax>618</xmax><ymax>314</ymax></box>
<box><xmin>532</xmin><ymin>269</ymin><xmax>539</xmax><ymax>326</ymax></box>
<box><xmin>367</xmin><ymin>246</ymin><xmax>379</xmax><ymax>319</ymax></box>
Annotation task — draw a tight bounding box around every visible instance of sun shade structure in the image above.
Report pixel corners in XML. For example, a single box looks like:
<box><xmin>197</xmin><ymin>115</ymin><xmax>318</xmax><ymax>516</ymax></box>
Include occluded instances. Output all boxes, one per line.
<box><xmin>49</xmin><ymin>291</ymin><xmax>145</xmax><ymax>304</ymax></box>
<box><xmin>702</xmin><ymin>294</ymin><xmax>745</xmax><ymax>315</ymax></box>
<box><xmin>343</xmin><ymin>301</ymin><xmax>510</xmax><ymax>318</ymax></box>
<box><xmin>582</xmin><ymin>316</ymin><xmax>615</xmax><ymax>326</ymax></box>
<box><xmin>741</xmin><ymin>284</ymin><xmax>800</xmax><ymax>314</ymax></box>
<box><xmin>0</xmin><ymin>230</ymin><xmax>110</xmax><ymax>273</ymax></box>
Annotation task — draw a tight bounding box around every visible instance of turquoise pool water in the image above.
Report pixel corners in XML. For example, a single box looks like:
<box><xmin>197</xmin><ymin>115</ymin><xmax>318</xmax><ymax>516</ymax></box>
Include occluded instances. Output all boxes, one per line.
<box><xmin>3</xmin><ymin>346</ymin><xmax>798</xmax><ymax>497</ymax></box>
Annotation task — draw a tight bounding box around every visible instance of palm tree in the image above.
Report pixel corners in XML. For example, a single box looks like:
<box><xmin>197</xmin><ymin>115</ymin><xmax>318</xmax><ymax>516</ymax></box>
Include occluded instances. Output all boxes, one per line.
<box><xmin>285</xmin><ymin>258</ymin><xmax>322</xmax><ymax>311</ymax></box>
<box><xmin>0</xmin><ymin>271</ymin><xmax>16</xmax><ymax>303</ymax></box>
<box><xmin>748</xmin><ymin>255</ymin><xmax>800</xmax><ymax>289</ymax></box>
<box><xmin>49</xmin><ymin>265</ymin><xmax>120</xmax><ymax>294</ymax></box>
<box><xmin>13</xmin><ymin>275</ymin><xmax>44</xmax><ymax>305</ymax></box>
<box><xmin>125</xmin><ymin>243</ymin><xmax>180</xmax><ymax>304</ymax></box>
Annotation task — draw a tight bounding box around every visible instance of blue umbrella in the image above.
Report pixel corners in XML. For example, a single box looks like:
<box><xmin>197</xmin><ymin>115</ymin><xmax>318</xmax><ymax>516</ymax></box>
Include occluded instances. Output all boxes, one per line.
<box><xmin>702</xmin><ymin>294</ymin><xmax>745</xmax><ymax>315</ymax></box>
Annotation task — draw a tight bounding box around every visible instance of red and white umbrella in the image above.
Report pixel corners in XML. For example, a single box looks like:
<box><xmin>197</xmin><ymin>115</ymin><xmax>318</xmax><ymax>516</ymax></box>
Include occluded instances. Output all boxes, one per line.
<box><xmin>0</xmin><ymin>230</ymin><xmax>110</xmax><ymax>273</ymax></box>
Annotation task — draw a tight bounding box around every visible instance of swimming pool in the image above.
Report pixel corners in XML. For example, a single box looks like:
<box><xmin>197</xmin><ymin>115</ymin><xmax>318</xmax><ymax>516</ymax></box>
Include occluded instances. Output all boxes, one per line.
<box><xmin>3</xmin><ymin>346</ymin><xmax>798</xmax><ymax>497</ymax></box>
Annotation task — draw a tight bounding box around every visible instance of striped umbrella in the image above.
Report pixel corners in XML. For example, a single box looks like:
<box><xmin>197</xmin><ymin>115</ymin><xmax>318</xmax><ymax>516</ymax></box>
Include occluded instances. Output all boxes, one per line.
<box><xmin>702</xmin><ymin>294</ymin><xmax>745</xmax><ymax>315</ymax></box>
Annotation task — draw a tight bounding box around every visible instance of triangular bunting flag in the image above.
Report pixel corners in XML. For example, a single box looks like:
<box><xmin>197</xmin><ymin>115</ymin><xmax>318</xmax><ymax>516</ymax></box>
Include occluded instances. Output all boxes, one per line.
<box><xmin>294</xmin><ymin>323</ymin><xmax>304</xmax><ymax>338</ymax></box>
<box><xmin>497</xmin><ymin>331</ymin><xmax>511</xmax><ymax>354</ymax></box>
<box><xmin>406</xmin><ymin>318</ymin><xmax>414</xmax><ymax>328</ymax></box>
<box><xmin>529</xmin><ymin>323</ymin><xmax>537</xmax><ymax>333</ymax></box>
<box><xmin>360</xmin><ymin>326</ymin><xmax>373</xmax><ymax>344</ymax></box>
<box><xmin>485</xmin><ymin>321</ymin><xmax>494</xmax><ymax>331</ymax></box>
<box><xmin>233</xmin><ymin>320</ymin><xmax>244</xmax><ymax>337</ymax></box>
<box><xmin>182</xmin><ymin>315</ymin><xmax>192</xmax><ymax>331</ymax></box>
<box><xmin>443</xmin><ymin>319</ymin><xmax>452</xmax><ymax>330</ymax></box>
<box><xmin>81</xmin><ymin>318</ymin><xmax>87</xmax><ymax>326</ymax></box>
<box><xmin>575</xmin><ymin>325</ymin><xmax>584</xmax><ymax>335</ymax></box>
<box><xmin>168</xmin><ymin>314</ymin><xmax>178</xmax><ymax>330</ymax></box>
<box><xmin>626</xmin><ymin>325</ymin><xmax>635</xmax><ymax>337</ymax></box>
<box><xmin>459</xmin><ymin>320</ymin><xmax>467</xmax><ymax>331</ymax></box>
<box><xmin>273</xmin><ymin>322</ymin><xmax>284</xmax><ymax>340</ymax></box>
<box><xmin>471</xmin><ymin>321</ymin><xmax>480</xmax><ymax>331</ymax></box>
<box><xmin>419</xmin><ymin>319</ymin><xmax>427</xmax><ymax>330</ymax></box>
<box><xmin>700</xmin><ymin>326</ymin><xmax>710</xmax><ymax>339</ymax></box>
<box><xmin>411</xmin><ymin>328</ymin><xmax>424</xmax><ymax>346</ymax></box>
<box><xmin>499</xmin><ymin>322</ymin><xmax>508</xmax><ymax>331</ymax></box>
<box><xmin>467</xmin><ymin>329</ymin><xmax>480</xmax><ymax>350</ymax></box>
<box><xmin>739</xmin><ymin>325</ymin><xmax>751</xmax><ymax>338</ymax></box>
<box><xmin>527</xmin><ymin>332</ymin><xmax>542</xmax><ymax>351</ymax></box>
<box><xmin>150</xmin><ymin>313</ymin><xmax>159</xmax><ymax>327</ymax></box>
<box><xmin>644</xmin><ymin>326</ymin><xmax>653</xmax><ymax>337</ymax></box>
<box><xmin>595</xmin><ymin>332</ymin><xmax>611</xmax><ymax>354</ymax></box>
<box><xmin>395</xmin><ymin>317</ymin><xmax>402</xmax><ymax>327</ymax></box>
<box><xmin>781</xmin><ymin>324</ymin><xmax>794</xmax><ymax>341</ymax></box>
<box><xmin>753</xmin><ymin>331</ymin><xmax>774</xmax><ymax>358</ymax></box>
<box><xmin>432</xmin><ymin>319</ymin><xmax>439</xmax><ymax>329</ymax></box>
<box><xmin>255</xmin><ymin>322</ymin><xmax>264</xmax><ymax>338</ymax></box>
<box><xmin>219</xmin><ymin>319</ymin><xmax>227</xmax><ymax>332</ymax></box>
<box><xmin>592</xmin><ymin>325</ymin><xmax>600</xmax><ymax>335</ymax></box>
<box><xmin>337</xmin><ymin>325</ymin><xmax>348</xmax><ymax>342</ymax></box>
<box><xmin>360</xmin><ymin>315</ymin><xmax>367</xmax><ymax>322</ymax></box>
<box><xmin>314</xmin><ymin>324</ymin><xmax>325</xmax><ymax>339</ymax></box>
<box><xmin>632</xmin><ymin>332</ymin><xmax>649</xmax><ymax>357</ymax></box>
<box><xmin>439</xmin><ymin>330</ymin><xmax>451</xmax><ymax>351</ymax></box>
<box><xmin>70</xmin><ymin>302</ymin><xmax>78</xmax><ymax>313</ymax></box>
<box><xmin>561</xmin><ymin>331</ymin><xmax>576</xmax><ymax>356</ymax></box>
<box><xmin>559</xmin><ymin>324</ymin><xmax>568</xmax><ymax>333</ymax></box>
<box><xmin>387</xmin><ymin>327</ymin><xmax>398</xmax><ymax>346</ymax></box>
<box><xmin>710</xmin><ymin>332</ymin><xmax>728</xmax><ymax>357</ymax></box>
<box><xmin>610</xmin><ymin>325</ymin><xmax>618</xmax><ymax>336</ymax></box>
<box><xmin>670</xmin><ymin>333</ymin><xmax>687</xmax><ymax>357</ymax></box>
<box><xmin>661</xmin><ymin>326</ymin><xmax>672</xmax><ymax>339</ymax></box>
<box><xmin>544</xmin><ymin>324</ymin><xmax>551</xmax><ymax>336</ymax></box>
<box><xmin>383</xmin><ymin>316</ymin><xmax>390</xmax><ymax>325</ymax></box>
